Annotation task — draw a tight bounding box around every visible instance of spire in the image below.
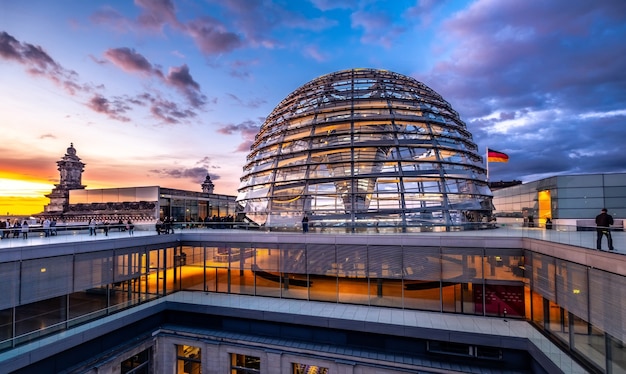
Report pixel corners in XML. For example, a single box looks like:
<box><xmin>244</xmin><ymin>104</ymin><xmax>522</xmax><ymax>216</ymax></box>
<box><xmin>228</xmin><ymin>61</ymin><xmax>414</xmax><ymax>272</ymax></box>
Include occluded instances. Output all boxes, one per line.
<box><xmin>43</xmin><ymin>143</ymin><xmax>86</xmax><ymax>214</ymax></box>
<box><xmin>201</xmin><ymin>173</ymin><xmax>215</xmax><ymax>193</ymax></box>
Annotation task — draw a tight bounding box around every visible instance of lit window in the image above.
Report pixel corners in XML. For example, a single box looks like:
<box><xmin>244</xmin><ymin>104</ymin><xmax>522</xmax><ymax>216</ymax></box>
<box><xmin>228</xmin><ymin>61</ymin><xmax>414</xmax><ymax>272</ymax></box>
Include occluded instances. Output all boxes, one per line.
<box><xmin>293</xmin><ymin>362</ymin><xmax>329</xmax><ymax>374</ymax></box>
<box><xmin>177</xmin><ymin>345</ymin><xmax>201</xmax><ymax>374</ymax></box>
<box><xmin>230</xmin><ymin>353</ymin><xmax>260</xmax><ymax>373</ymax></box>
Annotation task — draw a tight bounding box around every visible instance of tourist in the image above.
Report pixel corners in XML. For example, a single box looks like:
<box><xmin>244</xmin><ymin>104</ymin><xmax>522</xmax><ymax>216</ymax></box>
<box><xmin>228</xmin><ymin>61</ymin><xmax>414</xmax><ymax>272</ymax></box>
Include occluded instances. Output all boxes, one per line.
<box><xmin>21</xmin><ymin>221</ymin><xmax>29</xmax><ymax>239</ymax></box>
<box><xmin>43</xmin><ymin>218</ymin><xmax>51</xmax><ymax>237</ymax></box>
<box><xmin>127</xmin><ymin>220</ymin><xmax>134</xmax><ymax>236</ymax></box>
<box><xmin>103</xmin><ymin>220</ymin><xmax>110</xmax><ymax>236</ymax></box>
<box><xmin>595</xmin><ymin>208</ymin><xmax>614</xmax><ymax>251</ymax></box>
<box><xmin>301</xmin><ymin>215</ymin><xmax>309</xmax><ymax>233</ymax></box>
<box><xmin>88</xmin><ymin>219</ymin><xmax>96</xmax><ymax>236</ymax></box>
<box><xmin>12</xmin><ymin>219</ymin><xmax>21</xmax><ymax>238</ymax></box>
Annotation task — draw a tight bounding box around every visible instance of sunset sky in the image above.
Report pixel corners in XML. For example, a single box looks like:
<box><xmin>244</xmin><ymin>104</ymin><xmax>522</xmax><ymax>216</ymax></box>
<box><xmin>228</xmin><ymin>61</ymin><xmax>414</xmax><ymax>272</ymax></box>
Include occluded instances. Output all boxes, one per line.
<box><xmin>1</xmin><ymin>0</ymin><xmax>625</xmax><ymax>215</ymax></box>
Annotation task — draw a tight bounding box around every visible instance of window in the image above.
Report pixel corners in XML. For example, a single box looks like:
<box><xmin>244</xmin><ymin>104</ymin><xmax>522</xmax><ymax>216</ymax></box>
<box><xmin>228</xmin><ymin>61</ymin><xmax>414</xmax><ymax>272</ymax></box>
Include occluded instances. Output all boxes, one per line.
<box><xmin>121</xmin><ymin>348</ymin><xmax>152</xmax><ymax>374</ymax></box>
<box><xmin>293</xmin><ymin>363</ymin><xmax>329</xmax><ymax>374</ymax></box>
<box><xmin>177</xmin><ymin>345</ymin><xmax>201</xmax><ymax>374</ymax></box>
<box><xmin>230</xmin><ymin>353</ymin><xmax>260</xmax><ymax>373</ymax></box>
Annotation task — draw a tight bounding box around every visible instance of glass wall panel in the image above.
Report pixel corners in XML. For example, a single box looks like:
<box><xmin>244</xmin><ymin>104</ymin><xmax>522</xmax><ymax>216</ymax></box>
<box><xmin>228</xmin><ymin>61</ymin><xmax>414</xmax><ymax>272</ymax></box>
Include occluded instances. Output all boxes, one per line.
<box><xmin>530</xmin><ymin>253</ymin><xmax>556</xmax><ymax>302</ymax></box>
<box><xmin>555</xmin><ymin>261</ymin><xmax>588</xmax><ymax>319</ymax></box>
<box><xmin>307</xmin><ymin>245</ymin><xmax>337</xmax><ymax>302</ymax></box>
<box><xmin>180</xmin><ymin>246</ymin><xmax>205</xmax><ymax>291</ymax></box>
<box><xmin>229</xmin><ymin>245</ymin><xmax>256</xmax><ymax>296</ymax></box>
<box><xmin>21</xmin><ymin>256</ymin><xmax>73</xmax><ymax>304</ymax></box>
<box><xmin>0</xmin><ymin>308</ymin><xmax>13</xmax><ymax>348</ymax></box>
<box><xmin>483</xmin><ymin>249</ymin><xmax>524</xmax><ymax>281</ymax></box>
<box><xmin>531</xmin><ymin>291</ymin><xmax>546</xmax><ymax>328</ymax></box>
<box><xmin>572</xmin><ymin>316</ymin><xmax>606</xmax><ymax>371</ymax></box>
<box><xmin>609</xmin><ymin>334</ymin><xmax>626</xmax><ymax>374</ymax></box>
<box><xmin>0</xmin><ymin>261</ymin><xmax>19</xmax><ymax>310</ymax></box>
<box><xmin>545</xmin><ymin>301</ymin><xmax>568</xmax><ymax>344</ymax></box>
<box><xmin>205</xmin><ymin>246</ymin><xmax>227</xmax><ymax>293</ymax></box>
<box><xmin>336</xmin><ymin>245</ymin><xmax>368</xmax><ymax>305</ymax></box>
<box><xmin>136</xmin><ymin>186</ymin><xmax>158</xmax><ymax>201</ymax></box>
<box><xmin>403</xmin><ymin>246</ymin><xmax>441</xmax><ymax>311</ymax></box>
<box><xmin>367</xmin><ymin>246</ymin><xmax>402</xmax><ymax>307</ymax></box>
<box><xmin>68</xmin><ymin>289</ymin><xmax>108</xmax><ymax>326</ymax></box>
<box><xmin>15</xmin><ymin>296</ymin><xmax>67</xmax><ymax>343</ymax></box>
<box><xmin>280</xmin><ymin>246</ymin><xmax>309</xmax><ymax>300</ymax></box>
<box><xmin>74</xmin><ymin>252</ymin><xmax>114</xmax><ymax>291</ymax></box>
<box><xmin>253</xmin><ymin>246</ymin><xmax>281</xmax><ymax>297</ymax></box>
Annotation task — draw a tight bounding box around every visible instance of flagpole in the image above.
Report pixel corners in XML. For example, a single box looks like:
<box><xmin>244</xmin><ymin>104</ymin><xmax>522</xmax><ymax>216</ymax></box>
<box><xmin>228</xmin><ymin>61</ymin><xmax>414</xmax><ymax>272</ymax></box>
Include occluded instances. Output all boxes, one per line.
<box><xmin>486</xmin><ymin>147</ymin><xmax>489</xmax><ymax>182</ymax></box>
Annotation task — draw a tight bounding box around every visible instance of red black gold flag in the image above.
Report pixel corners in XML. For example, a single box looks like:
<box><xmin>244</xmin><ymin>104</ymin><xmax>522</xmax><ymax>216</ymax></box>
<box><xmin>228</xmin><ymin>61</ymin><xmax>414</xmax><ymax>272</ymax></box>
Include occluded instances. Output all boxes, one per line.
<box><xmin>487</xmin><ymin>148</ymin><xmax>509</xmax><ymax>163</ymax></box>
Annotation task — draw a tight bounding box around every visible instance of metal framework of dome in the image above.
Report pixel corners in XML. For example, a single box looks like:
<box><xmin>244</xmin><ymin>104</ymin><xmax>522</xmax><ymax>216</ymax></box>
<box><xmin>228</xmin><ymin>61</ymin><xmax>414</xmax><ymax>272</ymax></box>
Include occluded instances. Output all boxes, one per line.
<box><xmin>237</xmin><ymin>68</ymin><xmax>492</xmax><ymax>231</ymax></box>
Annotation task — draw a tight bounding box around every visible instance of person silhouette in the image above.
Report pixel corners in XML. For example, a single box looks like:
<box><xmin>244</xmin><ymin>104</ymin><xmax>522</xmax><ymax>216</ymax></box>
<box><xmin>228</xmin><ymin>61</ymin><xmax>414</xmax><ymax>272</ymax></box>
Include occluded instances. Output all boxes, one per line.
<box><xmin>595</xmin><ymin>208</ymin><xmax>614</xmax><ymax>251</ymax></box>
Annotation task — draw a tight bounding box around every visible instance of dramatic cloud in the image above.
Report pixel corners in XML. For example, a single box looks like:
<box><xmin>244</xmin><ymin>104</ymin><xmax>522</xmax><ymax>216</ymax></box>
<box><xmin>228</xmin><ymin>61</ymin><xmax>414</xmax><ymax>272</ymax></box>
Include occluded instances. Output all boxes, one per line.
<box><xmin>420</xmin><ymin>0</ymin><xmax>626</xmax><ymax>181</ymax></box>
<box><xmin>165</xmin><ymin>64</ymin><xmax>206</xmax><ymax>107</ymax></box>
<box><xmin>103</xmin><ymin>47</ymin><xmax>162</xmax><ymax>77</ymax></box>
<box><xmin>186</xmin><ymin>17</ymin><xmax>243</xmax><ymax>55</ymax></box>
<box><xmin>135</xmin><ymin>0</ymin><xmax>181</xmax><ymax>32</ymax></box>
<box><xmin>0</xmin><ymin>31</ymin><xmax>86</xmax><ymax>95</ymax></box>
<box><xmin>217</xmin><ymin>120</ymin><xmax>261</xmax><ymax>152</ymax></box>
<box><xmin>86</xmin><ymin>94</ymin><xmax>131</xmax><ymax>122</ymax></box>
<box><xmin>149</xmin><ymin>166</ymin><xmax>218</xmax><ymax>183</ymax></box>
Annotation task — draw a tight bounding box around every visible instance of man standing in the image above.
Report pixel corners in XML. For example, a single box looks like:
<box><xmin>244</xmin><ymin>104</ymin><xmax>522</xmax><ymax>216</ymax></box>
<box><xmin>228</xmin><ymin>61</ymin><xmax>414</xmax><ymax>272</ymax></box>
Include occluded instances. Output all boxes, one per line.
<box><xmin>595</xmin><ymin>208</ymin><xmax>614</xmax><ymax>251</ymax></box>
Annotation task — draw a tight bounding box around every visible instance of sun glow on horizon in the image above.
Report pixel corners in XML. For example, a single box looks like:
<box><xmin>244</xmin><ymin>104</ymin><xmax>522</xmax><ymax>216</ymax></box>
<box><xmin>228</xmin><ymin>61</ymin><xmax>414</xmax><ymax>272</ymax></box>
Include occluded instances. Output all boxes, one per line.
<box><xmin>0</xmin><ymin>177</ymin><xmax>53</xmax><ymax>216</ymax></box>
<box><xmin>0</xmin><ymin>178</ymin><xmax>54</xmax><ymax>197</ymax></box>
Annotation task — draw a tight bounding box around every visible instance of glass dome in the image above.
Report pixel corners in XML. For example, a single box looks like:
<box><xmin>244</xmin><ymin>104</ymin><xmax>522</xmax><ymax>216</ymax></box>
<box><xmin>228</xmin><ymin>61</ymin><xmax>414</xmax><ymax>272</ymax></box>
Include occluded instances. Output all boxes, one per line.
<box><xmin>237</xmin><ymin>68</ymin><xmax>493</xmax><ymax>231</ymax></box>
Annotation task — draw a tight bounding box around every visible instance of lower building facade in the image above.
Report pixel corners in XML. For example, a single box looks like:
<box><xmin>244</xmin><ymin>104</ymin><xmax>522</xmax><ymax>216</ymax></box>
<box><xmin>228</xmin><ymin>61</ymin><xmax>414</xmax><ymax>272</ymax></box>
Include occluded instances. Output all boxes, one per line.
<box><xmin>0</xmin><ymin>232</ymin><xmax>624</xmax><ymax>373</ymax></box>
<box><xmin>492</xmin><ymin>173</ymin><xmax>626</xmax><ymax>230</ymax></box>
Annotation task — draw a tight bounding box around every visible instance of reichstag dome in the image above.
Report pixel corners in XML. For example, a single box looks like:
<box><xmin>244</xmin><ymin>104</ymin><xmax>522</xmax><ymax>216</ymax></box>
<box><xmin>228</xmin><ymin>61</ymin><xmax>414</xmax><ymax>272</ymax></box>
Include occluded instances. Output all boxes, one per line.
<box><xmin>237</xmin><ymin>68</ymin><xmax>493</xmax><ymax>231</ymax></box>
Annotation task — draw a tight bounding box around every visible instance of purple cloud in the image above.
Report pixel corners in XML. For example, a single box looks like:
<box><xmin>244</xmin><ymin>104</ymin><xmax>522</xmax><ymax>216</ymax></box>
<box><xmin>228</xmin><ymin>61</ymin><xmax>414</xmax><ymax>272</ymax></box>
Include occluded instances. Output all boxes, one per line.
<box><xmin>165</xmin><ymin>64</ymin><xmax>206</xmax><ymax>108</ymax></box>
<box><xmin>86</xmin><ymin>94</ymin><xmax>131</xmax><ymax>122</ymax></box>
<box><xmin>103</xmin><ymin>47</ymin><xmax>162</xmax><ymax>77</ymax></box>
<box><xmin>135</xmin><ymin>0</ymin><xmax>181</xmax><ymax>32</ymax></box>
<box><xmin>186</xmin><ymin>17</ymin><xmax>242</xmax><ymax>54</ymax></box>
<box><xmin>217</xmin><ymin>120</ymin><xmax>261</xmax><ymax>152</ymax></box>
<box><xmin>149</xmin><ymin>166</ymin><xmax>219</xmax><ymax>183</ymax></box>
<box><xmin>417</xmin><ymin>0</ymin><xmax>626</xmax><ymax>182</ymax></box>
<box><xmin>0</xmin><ymin>31</ymin><xmax>85</xmax><ymax>95</ymax></box>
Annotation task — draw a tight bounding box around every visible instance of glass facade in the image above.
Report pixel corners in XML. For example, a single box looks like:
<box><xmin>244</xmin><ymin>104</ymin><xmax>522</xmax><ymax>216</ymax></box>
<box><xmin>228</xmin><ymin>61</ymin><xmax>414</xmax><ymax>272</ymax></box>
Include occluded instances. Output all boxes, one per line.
<box><xmin>238</xmin><ymin>68</ymin><xmax>493</xmax><ymax>231</ymax></box>
<box><xmin>1</xmin><ymin>237</ymin><xmax>624</xmax><ymax>372</ymax></box>
<box><xmin>492</xmin><ymin>173</ymin><xmax>626</xmax><ymax>228</ymax></box>
<box><xmin>64</xmin><ymin>186</ymin><xmax>236</xmax><ymax>224</ymax></box>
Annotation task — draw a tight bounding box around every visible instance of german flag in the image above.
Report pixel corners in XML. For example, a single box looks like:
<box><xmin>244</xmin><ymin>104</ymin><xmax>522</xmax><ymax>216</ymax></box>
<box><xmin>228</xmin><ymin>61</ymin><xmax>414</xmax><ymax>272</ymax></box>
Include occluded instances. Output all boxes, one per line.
<box><xmin>487</xmin><ymin>148</ymin><xmax>509</xmax><ymax>163</ymax></box>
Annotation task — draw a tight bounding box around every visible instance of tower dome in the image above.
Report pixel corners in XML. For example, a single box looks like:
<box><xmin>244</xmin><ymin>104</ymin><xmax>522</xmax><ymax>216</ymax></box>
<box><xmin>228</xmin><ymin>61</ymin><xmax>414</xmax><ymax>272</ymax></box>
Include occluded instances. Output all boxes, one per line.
<box><xmin>237</xmin><ymin>68</ymin><xmax>492</xmax><ymax>231</ymax></box>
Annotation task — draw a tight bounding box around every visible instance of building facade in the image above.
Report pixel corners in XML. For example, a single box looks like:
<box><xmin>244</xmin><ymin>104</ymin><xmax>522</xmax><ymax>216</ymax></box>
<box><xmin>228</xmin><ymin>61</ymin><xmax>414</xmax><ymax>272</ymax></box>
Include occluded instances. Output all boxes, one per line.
<box><xmin>492</xmin><ymin>173</ymin><xmax>626</xmax><ymax>229</ymax></box>
<box><xmin>39</xmin><ymin>145</ymin><xmax>236</xmax><ymax>224</ymax></box>
<box><xmin>1</xmin><ymin>231</ymin><xmax>624</xmax><ymax>373</ymax></box>
<box><xmin>63</xmin><ymin>186</ymin><xmax>237</xmax><ymax>223</ymax></box>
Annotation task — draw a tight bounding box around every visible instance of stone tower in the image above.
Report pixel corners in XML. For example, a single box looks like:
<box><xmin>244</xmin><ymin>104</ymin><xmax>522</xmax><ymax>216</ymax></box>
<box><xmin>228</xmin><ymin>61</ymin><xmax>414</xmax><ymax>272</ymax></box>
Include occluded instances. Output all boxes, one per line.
<box><xmin>44</xmin><ymin>143</ymin><xmax>86</xmax><ymax>214</ymax></box>
<box><xmin>201</xmin><ymin>174</ymin><xmax>214</xmax><ymax>194</ymax></box>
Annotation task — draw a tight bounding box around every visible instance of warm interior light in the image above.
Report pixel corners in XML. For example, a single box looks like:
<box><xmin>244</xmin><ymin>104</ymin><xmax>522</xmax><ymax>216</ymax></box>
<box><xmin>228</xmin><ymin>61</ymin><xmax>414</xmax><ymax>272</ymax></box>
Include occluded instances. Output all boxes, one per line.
<box><xmin>40</xmin><ymin>268</ymin><xmax>46</xmax><ymax>273</ymax></box>
<box><xmin>573</xmin><ymin>289</ymin><xmax>581</xmax><ymax>294</ymax></box>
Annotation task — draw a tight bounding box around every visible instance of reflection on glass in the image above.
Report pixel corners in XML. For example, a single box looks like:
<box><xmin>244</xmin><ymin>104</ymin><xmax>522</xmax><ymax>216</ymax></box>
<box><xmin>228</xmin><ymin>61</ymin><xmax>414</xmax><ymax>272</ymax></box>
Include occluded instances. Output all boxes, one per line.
<box><xmin>238</xmin><ymin>68</ymin><xmax>492</xmax><ymax>231</ymax></box>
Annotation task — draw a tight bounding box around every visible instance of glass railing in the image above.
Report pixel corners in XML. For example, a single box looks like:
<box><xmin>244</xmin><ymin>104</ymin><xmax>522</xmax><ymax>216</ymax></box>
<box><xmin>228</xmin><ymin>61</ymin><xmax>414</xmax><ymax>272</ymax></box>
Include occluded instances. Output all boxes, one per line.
<box><xmin>0</xmin><ymin>220</ymin><xmax>623</xmax><ymax>253</ymax></box>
